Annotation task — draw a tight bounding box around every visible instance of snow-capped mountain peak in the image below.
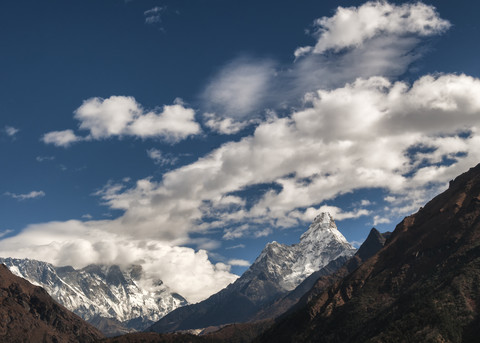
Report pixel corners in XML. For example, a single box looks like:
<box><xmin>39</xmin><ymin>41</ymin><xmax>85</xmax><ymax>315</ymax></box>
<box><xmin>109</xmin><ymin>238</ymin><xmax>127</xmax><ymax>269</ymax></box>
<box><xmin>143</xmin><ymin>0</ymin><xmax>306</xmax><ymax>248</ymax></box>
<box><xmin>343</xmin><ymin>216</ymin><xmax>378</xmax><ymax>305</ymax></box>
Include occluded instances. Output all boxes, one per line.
<box><xmin>0</xmin><ymin>257</ymin><xmax>187</xmax><ymax>332</ymax></box>
<box><xmin>242</xmin><ymin>212</ymin><xmax>356</xmax><ymax>293</ymax></box>
<box><xmin>150</xmin><ymin>211</ymin><xmax>357</xmax><ymax>333</ymax></box>
<box><xmin>300</xmin><ymin>212</ymin><xmax>349</xmax><ymax>245</ymax></box>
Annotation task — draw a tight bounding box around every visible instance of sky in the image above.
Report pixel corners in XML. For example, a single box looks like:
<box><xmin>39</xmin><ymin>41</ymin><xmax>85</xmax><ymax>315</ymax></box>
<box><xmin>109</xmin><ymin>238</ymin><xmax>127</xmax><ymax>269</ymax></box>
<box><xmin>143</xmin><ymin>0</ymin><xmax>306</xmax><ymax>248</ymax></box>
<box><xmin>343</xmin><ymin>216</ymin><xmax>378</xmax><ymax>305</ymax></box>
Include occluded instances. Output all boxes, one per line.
<box><xmin>1</xmin><ymin>0</ymin><xmax>480</xmax><ymax>303</ymax></box>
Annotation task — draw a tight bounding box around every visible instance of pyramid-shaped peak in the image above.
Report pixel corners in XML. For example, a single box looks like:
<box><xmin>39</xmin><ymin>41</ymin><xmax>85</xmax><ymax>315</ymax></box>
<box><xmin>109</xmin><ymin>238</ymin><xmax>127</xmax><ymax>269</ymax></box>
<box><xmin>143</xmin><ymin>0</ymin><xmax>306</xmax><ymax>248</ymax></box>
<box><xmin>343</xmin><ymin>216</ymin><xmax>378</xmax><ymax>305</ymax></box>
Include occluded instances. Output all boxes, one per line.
<box><xmin>300</xmin><ymin>212</ymin><xmax>348</xmax><ymax>245</ymax></box>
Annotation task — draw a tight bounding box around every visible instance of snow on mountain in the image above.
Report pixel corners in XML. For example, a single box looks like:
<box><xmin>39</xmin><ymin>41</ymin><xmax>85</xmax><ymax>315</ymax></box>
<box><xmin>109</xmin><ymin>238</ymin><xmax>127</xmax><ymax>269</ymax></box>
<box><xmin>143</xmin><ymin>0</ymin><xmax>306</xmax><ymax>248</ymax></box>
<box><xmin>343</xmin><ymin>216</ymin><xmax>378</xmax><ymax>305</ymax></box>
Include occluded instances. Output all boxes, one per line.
<box><xmin>0</xmin><ymin>257</ymin><xmax>187</xmax><ymax>332</ymax></box>
<box><xmin>150</xmin><ymin>212</ymin><xmax>356</xmax><ymax>332</ymax></box>
<box><xmin>241</xmin><ymin>212</ymin><xmax>356</xmax><ymax>293</ymax></box>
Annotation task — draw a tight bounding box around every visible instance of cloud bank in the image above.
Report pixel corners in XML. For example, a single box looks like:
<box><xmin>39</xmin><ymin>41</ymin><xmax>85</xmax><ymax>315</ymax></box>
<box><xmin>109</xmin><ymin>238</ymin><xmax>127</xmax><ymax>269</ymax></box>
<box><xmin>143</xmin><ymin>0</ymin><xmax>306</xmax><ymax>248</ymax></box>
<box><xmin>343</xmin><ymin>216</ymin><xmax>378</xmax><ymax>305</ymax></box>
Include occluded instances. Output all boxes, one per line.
<box><xmin>7</xmin><ymin>1</ymin><xmax>480</xmax><ymax>303</ymax></box>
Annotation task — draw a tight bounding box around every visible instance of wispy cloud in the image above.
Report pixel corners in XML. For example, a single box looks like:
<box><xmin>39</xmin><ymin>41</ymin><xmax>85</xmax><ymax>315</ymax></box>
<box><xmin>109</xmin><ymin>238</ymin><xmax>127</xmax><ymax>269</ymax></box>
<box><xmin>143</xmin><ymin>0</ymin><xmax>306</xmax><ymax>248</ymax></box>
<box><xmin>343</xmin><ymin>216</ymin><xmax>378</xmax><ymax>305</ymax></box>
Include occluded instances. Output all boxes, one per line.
<box><xmin>0</xmin><ymin>229</ymin><xmax>13</xmax><ymax>239</ymax></box>
<box><xmin>4</xmin><ymin>125</ymin><xmax>19</xmax><ymax>137</ymax></box>
<box><xmin>146</xmin><ymin>148</ymin><xmax>177</xmax><ymax>166</ymax></box>
<box><xmin>225</xmin><ymin>244</ymin><xmax>246</xmax><ymax>250</ymax></box>
<box><xmin>228</xmin><ymin>259</ymin><xmax>250</xmax><ymax>267</ymax></box>
<box><xmin>36</xmin><ymin>155</ymin><xmax>55</xmax><ymax>162</ymax></box>
<box><xmin>144</xmin><ymin>6</ymin><xmax>165</xmax><ymax>25</ymax></box>
<box><xmin>5</xmin><ymin>190</ymin><xmax>45</xmax><ymax>201</ymax></box>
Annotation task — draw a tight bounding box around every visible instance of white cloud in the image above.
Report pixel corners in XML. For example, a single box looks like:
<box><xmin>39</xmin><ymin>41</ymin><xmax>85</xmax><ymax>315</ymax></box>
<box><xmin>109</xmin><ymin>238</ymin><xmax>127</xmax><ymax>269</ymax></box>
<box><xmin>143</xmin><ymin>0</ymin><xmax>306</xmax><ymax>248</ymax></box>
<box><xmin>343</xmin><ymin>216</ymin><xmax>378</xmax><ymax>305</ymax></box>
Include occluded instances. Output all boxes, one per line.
<box><xmin>42</xmin><ymin>129</ymin><xmax>82</xmax><ymax>147</ymax></box>
<box><xmin>42</xmin><ymin>97</ymin><xmax>201</xmax><ymax>147</ymax></box>
<box><xmin>5</xmin><ymin>190</ymin><xmax>46</xmax><ymax>201</ymax></box>
<box><xmin>201</xmin><ymin>58</ymin><xmax>275</xmax><ymax>119</ymax></box>
<box><xmin>384</xmin><ymin>196</ymin><xmax>396</xmax><ymax>203</ymax></box>
<box><xmin>297</xmin><ymin>206</ymin><xmax>370</xmax><ymax>222</ymax></box>
<box><xmin>228</xmin><ymin>259</ymin><xmax>250</xmax><ymax>267</ymax></box>
<box><xmin>200</xmin><ymin>3</ymin><xmax>450</xmax><ymax>126</ymax></box>
<box><xmin>144</xmin><ymin>6</ymin><xmax>165</xmax><ymax>25</ymax></box>
<box><xmin>85</xmin><ymin>73</ymin><xmax>480</xmax><ymax>242</ymax></box>
<box><xmin>74</xmin><ymin>96</ymin><xmax>201</xmax><ymax>143</ymax></box>
<box><xmin>295</xmin><ymin>1</ymin><xmax>450</xmax><ymax>56</ymax></box>
<box><xmin>373</xmin><ymin>215</ymin><xmax>391</xmax><ymax>226</ymax></box>
<box><xmin>349</xmin><ymin>240</ymin><xmax>364</xmax><ymax>249</ymax></box>
<box><xmin>36</xmin><ymin>156</ymin><xmax>55</xmax><ymax>162</ymax></box>
<box><xmin>4</xmin><ymin>2</ymin><xmax>475</xmax><ymax>303</ymax></box>
<box><xmin>0</xmin><ymin>220</ymin><xmax>237</xmax><ymax>303</ymax></box>
<box><xmin>225</xmin><ymin>244</ymin><xmax>246</xmax><ymax>250</ymax></box>
<box><xmin>146</xmin><ymin>148</ymin><xmax>177</xmax><ymax>166</ymax></box>
<box><xmin>0</xmin><ymin>229</ymin><xmax>13</xmax><ymax>238</ymax></box>
<box><xmin>203</xmin><ymin>112</ymin><xmax>254</xmax><ymax>135</ymax></box>
<box><xmin>4</xmin><ymin>126</ymin><xmax>19</xmax><ymax>137</ymax></box>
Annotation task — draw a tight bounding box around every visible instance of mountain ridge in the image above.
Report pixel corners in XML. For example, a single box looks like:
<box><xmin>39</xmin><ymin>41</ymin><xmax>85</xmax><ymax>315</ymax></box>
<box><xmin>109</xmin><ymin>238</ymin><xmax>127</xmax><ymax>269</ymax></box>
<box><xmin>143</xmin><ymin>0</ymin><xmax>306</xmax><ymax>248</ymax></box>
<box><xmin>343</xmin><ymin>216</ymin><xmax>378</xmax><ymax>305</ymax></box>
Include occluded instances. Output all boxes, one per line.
<box><xmin>149</xmin><ymin>213</ymin><xmax>356</xmax><ymax>333</ymax></box>
<box><xmin>259</xmin><ymin>163</ymin><xmax>480</xmax><ymax>342</ymax></box>
<box><xmin>0</xmin><ymin>258</ymin><xmax>187</xmax><ymax>336</ymax></box>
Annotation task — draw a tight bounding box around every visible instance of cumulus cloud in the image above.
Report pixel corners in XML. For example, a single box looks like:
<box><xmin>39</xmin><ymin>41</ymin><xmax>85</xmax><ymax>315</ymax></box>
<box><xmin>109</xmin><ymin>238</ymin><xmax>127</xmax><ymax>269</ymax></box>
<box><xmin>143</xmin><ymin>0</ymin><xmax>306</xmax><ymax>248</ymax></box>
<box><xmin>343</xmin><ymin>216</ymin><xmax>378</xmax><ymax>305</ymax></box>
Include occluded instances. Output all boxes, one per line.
<box><xmin>87</xmin><ymin>73</ymin><xmax>480</xmax><ymax>242</ymax></box>
<box><xmin>5</xmin><ymin>190</ymin><xmax>45</xmax><ymax>201</ymax></box>
<box><xmin>41</xmin><ymin>129</ymin><xmax>82</xmax><ymax>147</ymax></box>
<box><xmin>4</xmin><ymin>2</ymin><xmax>474</xmax><ymax>303</ymax></box>
<box><xmin>43</xmin><ymin>97</ymin><xmax>201</xmax><ymax>147</ymax></box>
<box><xmin>75</xmin><ymin>96</ymin><xmax>201</xmax><ymax>143</ymax></box>
<box><xmin>202</xmin><ymin>2</ymin><xmax>450</xmax><ymax>124</ymax></box>
<box><xmin>0</xmin><ymin>220</ymin><xmax>237</xmax><ymax>303</ymax></box>
<box><xmin>295</xmin><ymin>1</ymin><xmax>450</xmax><ymax>56</ymax></box>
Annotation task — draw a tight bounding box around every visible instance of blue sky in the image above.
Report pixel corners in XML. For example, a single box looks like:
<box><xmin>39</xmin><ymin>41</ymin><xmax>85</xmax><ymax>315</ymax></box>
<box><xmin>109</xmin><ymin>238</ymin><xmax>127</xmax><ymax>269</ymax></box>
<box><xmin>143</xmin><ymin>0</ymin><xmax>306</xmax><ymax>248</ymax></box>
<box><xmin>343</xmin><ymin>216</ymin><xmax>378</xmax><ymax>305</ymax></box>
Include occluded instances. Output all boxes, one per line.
<box><xmin>1</xmin><ymin>0</ymin><xmax>480</xmax><ymax>303</ymax></box>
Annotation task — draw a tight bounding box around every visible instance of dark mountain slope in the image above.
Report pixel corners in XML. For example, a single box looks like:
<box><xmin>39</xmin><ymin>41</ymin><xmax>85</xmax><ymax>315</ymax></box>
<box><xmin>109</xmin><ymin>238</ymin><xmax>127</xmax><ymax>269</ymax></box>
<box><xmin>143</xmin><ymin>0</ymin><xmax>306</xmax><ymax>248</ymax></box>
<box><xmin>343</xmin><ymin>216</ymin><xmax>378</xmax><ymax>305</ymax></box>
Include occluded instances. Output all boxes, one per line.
<box><xmin>259</xmin><ymin>164</ymin><xmax>480</xmax><ymax>343</ymax></box>
<box><xmin>0</xmin><ymin>264</ymin><xmax>104</xmax><ymax>343</ymax></box>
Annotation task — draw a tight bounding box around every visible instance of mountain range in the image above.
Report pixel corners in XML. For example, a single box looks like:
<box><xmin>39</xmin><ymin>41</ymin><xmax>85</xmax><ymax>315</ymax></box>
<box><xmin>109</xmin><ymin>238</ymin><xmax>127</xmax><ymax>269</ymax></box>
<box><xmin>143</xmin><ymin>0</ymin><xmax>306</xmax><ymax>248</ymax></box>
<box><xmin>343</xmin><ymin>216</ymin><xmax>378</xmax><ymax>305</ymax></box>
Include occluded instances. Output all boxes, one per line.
<box><xmin>0</xmin><ymin>264</ymin><xmax>103</xmax><ymax>342</ymax></box>
<box><xmin>4</xmin><ymin>164</ymin><xmax>480</xmax><ymax>342</ymax></box>
<box><xmin>0</xmin><ymin>258</ymin><xmax>187</xmax><ymax>336</ymax></box>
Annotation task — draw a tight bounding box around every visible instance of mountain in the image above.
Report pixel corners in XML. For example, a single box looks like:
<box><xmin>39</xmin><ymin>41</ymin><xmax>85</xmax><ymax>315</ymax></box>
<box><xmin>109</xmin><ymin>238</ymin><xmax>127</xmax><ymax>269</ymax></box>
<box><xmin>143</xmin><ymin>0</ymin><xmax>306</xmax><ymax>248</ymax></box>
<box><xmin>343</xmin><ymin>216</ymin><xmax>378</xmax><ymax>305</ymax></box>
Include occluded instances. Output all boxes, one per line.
<box><xmin>0</xmin><ymin>264</ymin><xmax>104</xmax><ymax>342</ymax></box>
<box><xmin>150</xmin><ymin>213</ymin><xmax>356</xmax><ymax>333</ymax></box>
<box><xmin>0</xmin><ymin>258</ymin><xmax>187</xmax><ymax>335</ymax></box>
<box><xmin>259</xmin><ymin>164</ymin><xmax>480</xmax><ymax>342</ymax></box>
<box><xmin>100</xmin><ymin>226</ymin><xmax>391</xmax><ymax>342</ymax></box>
<box><xmin>252</xmin><ymin>227</ymin><xmax>391</xmax><ymax>321</ymax></box>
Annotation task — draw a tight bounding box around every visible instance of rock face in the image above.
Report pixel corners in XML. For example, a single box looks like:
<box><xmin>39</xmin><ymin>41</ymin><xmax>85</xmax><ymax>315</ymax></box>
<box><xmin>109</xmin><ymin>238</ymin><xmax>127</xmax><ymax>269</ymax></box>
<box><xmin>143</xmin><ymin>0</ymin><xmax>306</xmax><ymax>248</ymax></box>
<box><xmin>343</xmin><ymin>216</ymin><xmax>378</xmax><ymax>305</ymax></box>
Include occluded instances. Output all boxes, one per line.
<box><xmin>0</xmin><ymin>264</ymin><xmax>104</xmax><ymax>343</ymax></box>
<box><xmin>0</xmin><ymin>258</ymin><xmax>187</xmax><ymax>335</ymax></box>
<box><xmin>260</xmin><ymin>164</ymin><xmax>480</xmax><ymax>343</ymax></box>
<box><xmin>252</xmin><ymin>227</ymin><xmax>391</xmax><ymax>321</ymax></box>
<box><xmin>150</xmin><ymin>213</ymin><xmax>356</xmax><ymax>333</ymax></box>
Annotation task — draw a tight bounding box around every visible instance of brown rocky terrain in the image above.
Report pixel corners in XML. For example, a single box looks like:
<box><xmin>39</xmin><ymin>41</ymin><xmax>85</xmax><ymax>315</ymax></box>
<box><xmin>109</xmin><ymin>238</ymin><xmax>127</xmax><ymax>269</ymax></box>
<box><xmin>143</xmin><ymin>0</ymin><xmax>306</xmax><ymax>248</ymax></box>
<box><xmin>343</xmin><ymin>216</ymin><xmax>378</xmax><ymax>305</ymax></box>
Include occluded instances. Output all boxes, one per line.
<box><xmin>259</xmin><ymin>164</ymin><xmax>480</xmax><ymax>342</ymax></box>
<box><xmin>0</xmin><ymin>264</ymin><xmax>104</xmax><ymax>343</ymax></box>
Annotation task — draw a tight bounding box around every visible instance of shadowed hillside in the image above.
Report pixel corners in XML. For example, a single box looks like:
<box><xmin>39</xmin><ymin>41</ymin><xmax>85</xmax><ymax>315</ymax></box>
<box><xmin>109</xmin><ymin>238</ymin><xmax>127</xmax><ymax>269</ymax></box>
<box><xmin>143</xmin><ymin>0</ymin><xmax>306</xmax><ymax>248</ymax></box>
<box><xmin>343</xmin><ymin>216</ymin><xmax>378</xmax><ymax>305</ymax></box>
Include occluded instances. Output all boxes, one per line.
<box><xmin>259</xmin><ymin>164</ymin><xmax>480</xmax><ymax>343</ymax></box>
<box><xmin>0</xmin><ymin>264</ymin><xmax>104</xmax><ymax>343</ymax></box>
